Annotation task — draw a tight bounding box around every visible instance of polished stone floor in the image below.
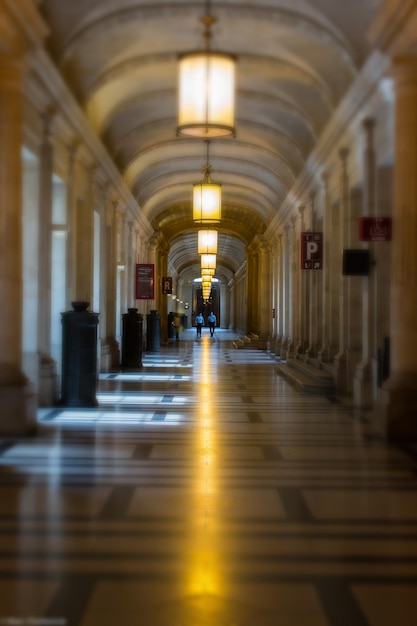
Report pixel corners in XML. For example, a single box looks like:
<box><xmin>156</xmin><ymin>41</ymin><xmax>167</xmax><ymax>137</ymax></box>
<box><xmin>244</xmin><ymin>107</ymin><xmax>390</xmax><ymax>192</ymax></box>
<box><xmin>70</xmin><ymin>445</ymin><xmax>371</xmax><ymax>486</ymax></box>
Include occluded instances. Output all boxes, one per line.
<box><xmin>1</xmin><ymin>328</ymin><xmax>417</xmax><ymax>625</ymax></box>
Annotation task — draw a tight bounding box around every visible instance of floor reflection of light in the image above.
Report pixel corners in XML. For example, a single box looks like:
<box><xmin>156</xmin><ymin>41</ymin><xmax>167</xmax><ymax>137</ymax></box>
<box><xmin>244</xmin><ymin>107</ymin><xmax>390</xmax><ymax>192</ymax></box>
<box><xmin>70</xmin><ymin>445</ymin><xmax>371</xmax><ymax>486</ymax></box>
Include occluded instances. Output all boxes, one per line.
<box><xmin>99</xmin><ymin>373</ymin><xmax>192</xmax><ymax>381</ymax></box>
<box><xmin>43</xmin><ymin>411</ymin><xmax>185</xmax><ymax>426</ymax></box>
<box><xmin>188</xmin><ymin>336</ymin><xmax>220</xmax><ymax>596</ymax></box>
<box><xmin>97</xmin><ymin>394</ymin><xmax>189</xmax><ymax>405</ymax></box>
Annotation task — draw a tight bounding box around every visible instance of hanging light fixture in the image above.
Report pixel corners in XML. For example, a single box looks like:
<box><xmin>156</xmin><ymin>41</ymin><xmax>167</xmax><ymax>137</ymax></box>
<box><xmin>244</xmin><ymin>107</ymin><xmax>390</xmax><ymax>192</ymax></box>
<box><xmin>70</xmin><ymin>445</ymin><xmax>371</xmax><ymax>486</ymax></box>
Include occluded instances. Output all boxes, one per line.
<box><xmin>201</xmin><ymin>269</ymin><xmax>215</xmax><ymax>279</ymax></box>
<box><xmin>177</xmin><ymin>0</ymin><xmax>236</xmax><ymax>138</ymax></box>
<box><xmin>201</xmin><ymin>253</ymin><xmax>217</xmax><ymax>271</ymax></box>
<box><xmin>198</xmin><ymin>228</ymin><xmax>218</xmax><ymax>254</ymax></box>
<box><xmin>193</xmin><ymin>140</ymin><xmax>222</xmax><ymax>224</ymax></box>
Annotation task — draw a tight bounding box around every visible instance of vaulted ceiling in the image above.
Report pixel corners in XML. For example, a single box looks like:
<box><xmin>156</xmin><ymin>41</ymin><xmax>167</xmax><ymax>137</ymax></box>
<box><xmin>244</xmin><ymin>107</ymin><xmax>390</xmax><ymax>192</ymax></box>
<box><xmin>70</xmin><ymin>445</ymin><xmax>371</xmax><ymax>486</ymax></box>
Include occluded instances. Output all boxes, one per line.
<box><xmin>39</xmin><ymin>0</ymin><xmax>378</xmax><ymax>278</ymax></box>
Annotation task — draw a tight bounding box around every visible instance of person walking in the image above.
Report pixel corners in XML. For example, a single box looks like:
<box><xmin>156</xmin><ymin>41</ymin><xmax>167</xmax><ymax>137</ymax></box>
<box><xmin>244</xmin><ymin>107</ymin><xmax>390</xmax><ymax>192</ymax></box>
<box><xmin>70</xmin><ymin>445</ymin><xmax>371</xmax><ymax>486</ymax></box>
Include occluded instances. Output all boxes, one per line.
<box><xmin>173</xmin><ymin>314</ymin><xmax>180</xmax><ymax>341</ymax></box>
<box><xmin>208</xmin><ymin>311</ymin><xmax>216</xmax><ymax>337</ymax></box>
<box><xmin>195</xmin><ymin>312</ymin><xmax>204</xmax><ymax>338</ymax></box>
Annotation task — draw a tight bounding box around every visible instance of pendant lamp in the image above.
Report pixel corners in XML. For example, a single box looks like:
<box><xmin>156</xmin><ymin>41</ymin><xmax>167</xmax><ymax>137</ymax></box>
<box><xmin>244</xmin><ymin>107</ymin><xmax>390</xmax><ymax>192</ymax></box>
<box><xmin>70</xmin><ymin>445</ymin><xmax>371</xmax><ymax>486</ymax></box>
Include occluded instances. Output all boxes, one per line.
<box><xmin>198</xmin><ymin>229</ymin><xmax>218</xmax><ymax>255</ymax></box>
<box><xmin>193</xmin><ymin>141</ymin><xmax>221</xmax><ymax>224</ymax></box>
<box><xmin>201</xmin><ymin>253</ymin><xmax>217</xmax><ymax>271</ymax></box>
<box><xmin>177</xmin><ymin>1</ymin><xmax>236</xmax><ymax>138</ymax></box>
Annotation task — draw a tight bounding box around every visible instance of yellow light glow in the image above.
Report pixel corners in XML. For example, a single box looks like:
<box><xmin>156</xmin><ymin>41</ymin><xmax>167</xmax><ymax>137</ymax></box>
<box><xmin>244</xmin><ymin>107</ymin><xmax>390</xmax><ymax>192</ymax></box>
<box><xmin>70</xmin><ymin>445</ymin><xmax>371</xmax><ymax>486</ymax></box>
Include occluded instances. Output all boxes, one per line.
<box><xmin>178</xmin><ymin>52</ymin><xmax>235</xmax><ymax>138</ymax></box>
<box><xmin>193</xmin><ymin>181</ymin><xmax>222</xmax><ymax>223</ymax></box>
<box><xmin>198</xmin><ymin>229</ymin><xmax>218</xmax><ymax>255</ymax></box>
<box><xmin>185</xmin><ymin>333</ymin><xmax>221</xmax><ymax>596</ymax></box>
<box><xmin>200</xmin><ymin>254</ymin><xmax>216</xmax><ymax>270</ymax></box>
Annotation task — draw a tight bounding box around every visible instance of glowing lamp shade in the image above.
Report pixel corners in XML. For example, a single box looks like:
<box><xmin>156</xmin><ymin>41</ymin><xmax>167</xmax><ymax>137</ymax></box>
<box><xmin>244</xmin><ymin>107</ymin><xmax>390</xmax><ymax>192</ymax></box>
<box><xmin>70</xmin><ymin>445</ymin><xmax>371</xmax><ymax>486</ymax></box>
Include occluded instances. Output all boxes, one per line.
<box><xmin>193</xmin><ymin>178</ymin><xmax>221</xmax><ymax>223</ymax></box>
<box><xmin>178</xmin><ymin>52</ymin><xmax>235</xmax><ymax>138</ymax></box>
<box><xmin>201</xmin><ymin>254</ymin><xmax>216</xmax><ymax>271</ymax></box>
<box><xmin>198</xmin><ymin>229</ymin><xmax>218</xmax><ymax>255</ymax></box>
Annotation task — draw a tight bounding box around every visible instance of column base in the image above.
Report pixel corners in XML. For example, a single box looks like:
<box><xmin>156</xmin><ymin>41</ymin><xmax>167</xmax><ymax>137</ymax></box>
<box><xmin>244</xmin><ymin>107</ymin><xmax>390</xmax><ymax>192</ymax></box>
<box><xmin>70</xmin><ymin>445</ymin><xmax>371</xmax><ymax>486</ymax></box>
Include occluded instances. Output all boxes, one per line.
<box><xmin>38</xmin><ymin>354</ymin><xmax>59</xmax><ymax>406</ymax></box>
<box><xmin>353</xmin><ymin>360</ymin><xmax>374</xmax><ymax>409</ymax></box>
<box><xmin>334</xmin><ymin>352</ymin><xmax>348</xmax><ymax>394</ymax></box>
<box><xmin>376</xmin><ymin>378</ymin><xmax>417</xmax><ymax>441</ymax></box>
<box><xmin>0</xmin><ymin>380</ymin><xmax>37</xmax><ymax>435</ymax></box>
<box><xmin>100</xmin><ymin>338</ymin><xmax>120</xmax><ymax>372</ymax></box>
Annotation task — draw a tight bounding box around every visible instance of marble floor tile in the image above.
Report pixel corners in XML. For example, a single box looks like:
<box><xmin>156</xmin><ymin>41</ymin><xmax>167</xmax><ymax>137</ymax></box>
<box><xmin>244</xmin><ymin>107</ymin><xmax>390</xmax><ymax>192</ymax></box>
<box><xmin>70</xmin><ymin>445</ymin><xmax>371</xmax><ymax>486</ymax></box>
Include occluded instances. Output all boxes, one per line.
<box><xmin>0</xmin><ymin>330</ymin><xmax>414</xmax><ymax>625</ymax></box>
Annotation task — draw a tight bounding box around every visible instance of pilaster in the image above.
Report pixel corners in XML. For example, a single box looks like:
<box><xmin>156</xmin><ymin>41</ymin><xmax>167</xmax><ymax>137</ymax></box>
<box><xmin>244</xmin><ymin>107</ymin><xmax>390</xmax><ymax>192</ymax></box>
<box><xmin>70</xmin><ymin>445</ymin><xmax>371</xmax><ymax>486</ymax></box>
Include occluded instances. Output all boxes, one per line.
<box><xmin>354</xmin><ymin>118</ymin><xmax>377</xmax><ymax>408</ymax></box>
<box><xmin>256</xmin><ymin>237</ymin><xmax>272</xmax><ymax>346</ymax></box>
<box><xmin>318</xmin><ymin>172</ymin><xmax>331</xmax><ymax>363</ymax></box>
<box><xmin>296</xmin><ymin>205</ymin><xmax>307</xmax><ymax>354</ymax></box>
<box><xmin>0</xmin><ymin>55</ymin><xmax>36</xmax><ymax>432</ymax></box>
<box><xmin>334</xmin><ymin>147</ymin><xmax>350</xmax><ymax>393</ymax></box>
<box><xmin>37</xmin><ymin>110</ymin><xmax>59</xmax><ymax>404</ymax></box>
<box><xmin>100</xmin><ymin>192</ymin><xmax>119</xmax><ymax>371</ymax></box>
<box><xmin>306</xmin><ymin>190</ymin><xmax>319</xmax><ymax>358</ymax></box>
<box><xmin>378</xmin><ymin>57</ymin><xmax>417</xmax><ymax>439</ymax></box>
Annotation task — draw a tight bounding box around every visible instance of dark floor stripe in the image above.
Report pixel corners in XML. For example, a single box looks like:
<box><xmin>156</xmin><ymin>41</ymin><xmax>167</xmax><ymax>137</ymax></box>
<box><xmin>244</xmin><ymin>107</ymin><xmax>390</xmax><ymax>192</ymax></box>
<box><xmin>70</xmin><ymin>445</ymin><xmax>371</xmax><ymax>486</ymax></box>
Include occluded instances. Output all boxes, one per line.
<box><xmin>46</xmin><ymin>575</ymin><xmax>95</xmax><ymax>626</ymax></box>
<box><xmin>248</xmin><ymin>412</ymin><xmax>263</xmax><ymax>423</ymax></box>
<box><xmin>100</xmin><ymin>485</ymin><xmax>135</xmax><ymax>518</ymax></box>
<box><xmin>152</xmin><ymin>412</ymin><xmax>167</xmax><ymax>421</ymax></box>
<box><xmin>315</xmin><ymin>579</ymin><xmax>369</xmax><ymax>626</ymax></box>
<box><xmin>131</xmin><ymin>443</ymin><xmax>154</xmax><ymax>459</ymax></box>
<box><xmin>279</xmin><ymin>487</ymin><xmax>313</xmax><ymax>522</ymax></box>
<box><xmin>39</xmin><ymin>409</ymin><xmax>62</xmax><ymax>422</ymax></box>
<box><xmin>0</xmin><ymin>442</ymin><xmax>17</xmax><ymax>456</ymax></box>
<box><xmin>261</xmin><ymin>444</ymin><xmax>282</xmax><ymax>461</ymax></box>
<box><xmin>241</xmin><ymin>396</ymin><xmax>253</xmax><ymax>404</ymax></box>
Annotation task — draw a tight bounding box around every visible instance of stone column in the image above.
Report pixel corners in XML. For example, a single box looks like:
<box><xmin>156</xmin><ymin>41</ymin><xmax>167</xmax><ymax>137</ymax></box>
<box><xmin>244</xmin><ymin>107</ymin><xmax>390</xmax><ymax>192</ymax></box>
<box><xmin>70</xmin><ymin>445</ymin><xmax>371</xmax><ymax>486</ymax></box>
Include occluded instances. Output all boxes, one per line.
<box><xmin>257</xmin><ymin>237</ymin><xmax>272</xmax><ymax>347</ymax></box>
<box><xmin>118</xmin><ymin>209</ymin><xmax>128</xmax><ymax>317</ymax></box>
<box><xmin>297</xmin><ymin>205</ymin><xmax>307</xmax><ymax>354</ymax></box>
<box><xmin>355</xmin><ymin>118</ymin><xmax>377</xmax><ymax>408</ymax></box>
<box><xmin>379</xmin><ymin>57</ymin><xmax>417</xmax><ymax>439</ymax></box>
<box><xmin>334</xmin><ymin>148</ymin><xmax>350</xmax><ymax>393</ymax></box>
<box><xmin>101</xmin><ymin>197</ymin><xmax>119</xmax><ymax>370</ymax></box>
<box><xmin>37</xmin><ymin>110</ymin><xmax>59</xmax><ymax>404</ymax></box>
<box><xmin>281</xmin><ymin>225</ymin><xmax>291</xmax><ymax>359</ymax></box>
<box><xmin>228</xmin><ymin>277</ymin><xmax>235</xmax><ymax>330</ymax></box>
<box><xmin>318</xmin><ymin>172</ymin><xmax>331</xmax><ymax>363</ymax></box>
<box><xmin>275</xmin><ymin>234</ymin><xmax>283</xmax><ymax>356</ymax></box>
<box><xmin>220</xmin><ymin>282</ymin><xmax>228</xmax><ymax>329</ymax></box>
<box><xmin>0</xmin><ymin>55</ymin><xmax>37</xmax><ymax>432</ymax></box>
<box><xmin>290</xmin><ymin>215</ymin><xmax>299</xmax><ymax>354</ymax></box>
<box><xmin>306</xmin><ymin>190</ymin><xmax>319</xmax><ymax>358</ymax></box>
<box><xmin>146</xmin><ymin>231</ymin><xmax>159</xmax><ymax>314</ymax></box>
<box><xmin>158</xmin><ymin>242</ymin><xmax>169</xmax><ymax>343</ymax></box>
<box><xmin>127</xmin><ymin>221</ymin><xmax>135</xmax><ymax>308</ymax></box>
<box><xmin>245</xmin><ymin>246</ymin><xmax>257</xmax><ymax>333</ymax></box>
<box><xmin>65</xmin><ymin>143</ymin><xmax>78</xmax><ymax>305</ymax></box>
<box><xmin>75</xmin><ymin>165</ymin><xmax>95</xmax><ymax>303</ymax></box>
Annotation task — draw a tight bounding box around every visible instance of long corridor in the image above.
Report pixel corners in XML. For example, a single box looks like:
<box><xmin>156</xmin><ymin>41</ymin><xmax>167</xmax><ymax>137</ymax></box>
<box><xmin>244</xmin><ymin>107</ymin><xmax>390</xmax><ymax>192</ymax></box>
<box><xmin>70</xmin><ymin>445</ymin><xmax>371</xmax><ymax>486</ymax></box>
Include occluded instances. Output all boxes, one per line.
<box><xmin>1</xmin><ymin>329</ymin><xmax>417</xmax><ymax>625</ymax></box>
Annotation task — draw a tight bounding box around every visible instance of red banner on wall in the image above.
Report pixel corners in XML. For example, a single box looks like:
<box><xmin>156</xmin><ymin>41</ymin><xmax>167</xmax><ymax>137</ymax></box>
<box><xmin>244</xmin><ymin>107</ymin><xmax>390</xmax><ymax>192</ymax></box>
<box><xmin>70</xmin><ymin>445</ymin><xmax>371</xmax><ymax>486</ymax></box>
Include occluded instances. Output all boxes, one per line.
<box><xmin>136</xmin><ymin>264</ymin><xmax>154</xmax><ymax>299</ymax></box>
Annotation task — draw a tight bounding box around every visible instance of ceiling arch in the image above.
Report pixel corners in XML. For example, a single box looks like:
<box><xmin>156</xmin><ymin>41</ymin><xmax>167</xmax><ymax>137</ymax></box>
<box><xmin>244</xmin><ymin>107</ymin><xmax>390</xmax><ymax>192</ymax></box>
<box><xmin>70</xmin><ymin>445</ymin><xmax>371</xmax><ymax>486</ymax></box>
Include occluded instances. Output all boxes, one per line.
<box><xmin>39</xmin><ymin>0</ymin><xmax>377</xmax><ymax>278</ymax></box>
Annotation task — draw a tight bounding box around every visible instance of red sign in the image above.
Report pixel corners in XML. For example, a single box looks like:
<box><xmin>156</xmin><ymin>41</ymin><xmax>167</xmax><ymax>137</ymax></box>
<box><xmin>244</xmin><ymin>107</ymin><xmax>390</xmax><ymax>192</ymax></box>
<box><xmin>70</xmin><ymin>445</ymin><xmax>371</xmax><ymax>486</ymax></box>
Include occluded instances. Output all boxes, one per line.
<box><xmin>301</xmin><ymin>232</ymin><xmax>323</xmax><ymax>269</ymax></box>
<box><xmin>162</xmin><ymin>277</ymin><xmax>172</xmax><ymax>294</ymax></box>
<box><xmin>136</xmin><ymin>264</ymin><xmax>154</xmax><ymax>299</ymax></box>
<box><xmin>359</xmin><ymin>217</ymin><xmax>392</xmax><ymax>241</ymax></box>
